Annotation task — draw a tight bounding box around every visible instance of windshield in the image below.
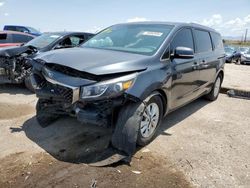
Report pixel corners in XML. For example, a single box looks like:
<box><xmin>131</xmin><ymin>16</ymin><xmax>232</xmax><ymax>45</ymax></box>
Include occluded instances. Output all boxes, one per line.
<box><xmin>25</xmin><ymin>33</ymin><xmax>61</xmax><ymax>49</ymax></box>
<box><xmin>27</xmin><ymin>27</ymin><xmax>41</xmax><ymax>34</ymax></box>
<box><xmin>82</xmin><ymin>24</ymin><xmax>173</xmax><ymax>55</ymax></box>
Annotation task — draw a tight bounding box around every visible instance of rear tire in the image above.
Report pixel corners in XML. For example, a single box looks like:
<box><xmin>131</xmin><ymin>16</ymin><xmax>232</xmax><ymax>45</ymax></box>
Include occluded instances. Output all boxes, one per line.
<box><xmin>36</xmin><ymin>99</ymin><xmax>59</xmax><ymax>128</ymax></box>
<box><xmin>204</xmin><ymin>75</ymin><xmax>222</xmax><ymax>101</ymax></box>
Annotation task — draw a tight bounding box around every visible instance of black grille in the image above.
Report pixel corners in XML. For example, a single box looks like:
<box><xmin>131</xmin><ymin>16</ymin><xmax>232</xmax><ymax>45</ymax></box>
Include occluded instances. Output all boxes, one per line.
<box><xmin>46</xmin><ymin>82</ymin><xmax>73</xmax><ymax>103</ymax></box>
<box><xmin>57</xmin><ymin>85</ymin><xmax>73</xmax><ymax>103</ymax></box>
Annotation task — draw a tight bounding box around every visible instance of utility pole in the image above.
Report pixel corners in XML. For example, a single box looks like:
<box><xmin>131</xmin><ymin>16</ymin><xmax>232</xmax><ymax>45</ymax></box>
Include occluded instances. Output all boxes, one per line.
<box><xmin>244</xmin><ymin>29</ymin><xmax>248</xmax><ymax>43</ymax></box>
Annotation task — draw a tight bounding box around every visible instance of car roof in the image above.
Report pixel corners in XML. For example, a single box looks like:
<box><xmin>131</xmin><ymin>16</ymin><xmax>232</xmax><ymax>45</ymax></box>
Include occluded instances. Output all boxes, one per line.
<box><xmin>0</xmin><ymin>30</ymin><xmax>36</xmax><ymax>37</ymax></box>
<box><xmin>116</xmin><ymin>21</ymin><xmax>219</xmax><ymax>34</ymax></box>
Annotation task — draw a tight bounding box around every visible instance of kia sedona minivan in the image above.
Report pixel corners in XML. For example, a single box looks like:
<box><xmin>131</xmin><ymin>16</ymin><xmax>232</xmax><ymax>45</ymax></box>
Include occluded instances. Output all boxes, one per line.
<box><xmin>30</xmin><ymin>22</ymin><xmax>225</xmax><ymax>156</ymax></box>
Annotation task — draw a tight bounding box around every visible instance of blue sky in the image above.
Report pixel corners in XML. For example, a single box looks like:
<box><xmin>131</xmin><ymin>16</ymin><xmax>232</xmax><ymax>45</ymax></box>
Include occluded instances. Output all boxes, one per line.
<box><xmin>0</xmin><ymin>0</ymin><xmax>250</xmax><ymax>37</ymax></box>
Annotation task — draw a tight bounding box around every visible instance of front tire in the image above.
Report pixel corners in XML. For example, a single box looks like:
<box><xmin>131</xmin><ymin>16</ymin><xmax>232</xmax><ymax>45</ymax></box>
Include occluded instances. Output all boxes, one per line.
<box><xmin>111</xmin><ymin>92</ymin><xmax>164</xmax><ymax>155</ymax></box>
<box><xmin>137</xmin><ymin>95</ymin><xmax>163</xmax><ymax>146</ymax></box>
<box><xmin>24</xmin><ymin>76</ymin><xmax>35</xmax><ymax>92</ymax></box>
<box><xmin>204</xmin><ymin>75</ymin><xmax>222</xmax><ymax>101</ymax></box>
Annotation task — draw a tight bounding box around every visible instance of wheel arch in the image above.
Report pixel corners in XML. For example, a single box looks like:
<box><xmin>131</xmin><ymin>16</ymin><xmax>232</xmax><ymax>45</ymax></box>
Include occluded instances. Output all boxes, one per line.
<box><xmin>217</xmin><ymin>69</ymin><xmax>224</xmax><ymax>81</ymax></box>
<box><xmin>153</xmin><ymin>89</ymin><xmax>169</xmax><ymax>116</ymax></box>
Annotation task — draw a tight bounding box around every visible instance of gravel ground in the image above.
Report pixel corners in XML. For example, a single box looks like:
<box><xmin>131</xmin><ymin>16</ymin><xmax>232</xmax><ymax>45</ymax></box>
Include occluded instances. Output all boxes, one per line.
<box><xmin>223</xmin><ymin>63</ymin><xmax>250</xmax><ymax>91</ymax></box>
<box><xmin>0</xmin><ymin>65</ymin><xmax>250</xmax><ymax>187</ymax></box>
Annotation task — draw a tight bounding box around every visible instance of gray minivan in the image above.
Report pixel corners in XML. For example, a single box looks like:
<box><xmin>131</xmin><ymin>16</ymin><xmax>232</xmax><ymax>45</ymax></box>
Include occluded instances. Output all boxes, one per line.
<box><xmin>30</xmin><ymin>22</ymin><xmax>225</xmax><ymax>157</ymax></box>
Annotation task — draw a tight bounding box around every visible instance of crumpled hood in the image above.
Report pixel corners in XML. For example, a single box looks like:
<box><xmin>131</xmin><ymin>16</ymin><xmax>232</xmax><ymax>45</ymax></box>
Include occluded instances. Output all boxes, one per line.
<box><xmin>0</xmin><ymin>45</ymin><xmax>36</xmax><ymax>57</ymax></box>
<box><xmin>35</xmin><ymin>47</ymin><xmax>150</xmax><ymax>75</ymax></box>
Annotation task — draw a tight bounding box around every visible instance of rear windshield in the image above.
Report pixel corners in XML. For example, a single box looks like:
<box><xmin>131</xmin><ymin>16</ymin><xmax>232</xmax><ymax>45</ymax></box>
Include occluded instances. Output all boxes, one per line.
<box><xmin>82</xmin><ymin>24</ymin><xmax>173</xmax><ymax>55</ymax></box>
<box><xmin>25</xmin><ymin>33</ymin><xmax>61</xmax><ymax>49</ymax></box>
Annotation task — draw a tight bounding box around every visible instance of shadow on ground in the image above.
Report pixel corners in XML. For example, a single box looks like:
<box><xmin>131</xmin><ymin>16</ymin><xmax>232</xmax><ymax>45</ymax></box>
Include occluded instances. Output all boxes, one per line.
<box><xmin>11</xmin><ymin>98</ymin><xmax>209</xmax><ymax>165</ymax></box>
<box><xmin>11</xmin><ymin>117</ymin><xmax>112</xmax><ymax>163</ymax></box>
<box><xmin>158</xmin><ymin>98</ymin><xmax>209</xmax><ymax>135</ymax></box>
<box><xmin>0</xmin><ymin>84</ymin><xmax>33</xmax><ymax>95</ymax></box>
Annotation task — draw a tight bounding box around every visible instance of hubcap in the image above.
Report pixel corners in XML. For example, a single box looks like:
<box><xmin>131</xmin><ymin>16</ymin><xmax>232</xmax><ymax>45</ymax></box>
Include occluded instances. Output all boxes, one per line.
<box><xmin>213</xmin><ymin>77</ymin><xmax>221</xmax><ymax>97</ymax></box>
<box><xmin>140</xmin><ymin>103</ymin><xmax>160</xmax><ymax>138</ymax></box>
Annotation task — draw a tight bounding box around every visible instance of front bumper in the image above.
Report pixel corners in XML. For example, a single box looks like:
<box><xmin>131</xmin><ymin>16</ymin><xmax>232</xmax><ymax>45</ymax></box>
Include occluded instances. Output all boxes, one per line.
<box><xmin>31</xmin><ymin>68</ymin><xmax>126</xmax><ymax>127</ymax></box>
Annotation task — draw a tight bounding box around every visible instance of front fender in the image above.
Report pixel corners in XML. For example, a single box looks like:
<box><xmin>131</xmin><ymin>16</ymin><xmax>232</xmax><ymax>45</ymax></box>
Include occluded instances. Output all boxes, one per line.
<box><xmin>125</xmin><ymin>63</ymin><xmax>171</xmax><ymax>102</ymax></box>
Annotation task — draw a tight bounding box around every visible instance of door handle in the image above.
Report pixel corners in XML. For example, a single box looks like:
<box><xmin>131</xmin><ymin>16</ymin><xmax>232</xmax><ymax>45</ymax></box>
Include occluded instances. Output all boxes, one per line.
<box><xmin>192</xmin><ymin>62</ymin><xmax>199</xmax><ymax>70</ymax></box>
<box><xmin>200</xmin><ymin>60</ymin><xmax>209</xmax><ymax>68</ymax></box>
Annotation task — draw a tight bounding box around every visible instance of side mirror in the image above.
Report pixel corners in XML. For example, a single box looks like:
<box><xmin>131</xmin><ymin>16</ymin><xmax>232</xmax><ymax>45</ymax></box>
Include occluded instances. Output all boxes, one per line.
<box><xmin>174</xmin><ymin>46</ymin><xmax>194</xmax><ymax>59</ymax></box>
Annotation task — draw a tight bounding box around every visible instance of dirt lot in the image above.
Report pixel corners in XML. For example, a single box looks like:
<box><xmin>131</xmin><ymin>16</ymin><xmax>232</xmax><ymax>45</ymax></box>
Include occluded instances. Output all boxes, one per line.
<box><xmin>0</xmin><ymin>64</ymin><xmax>250</xmax><ymax>188</ymax></box>
<box><xmin>222</xmin><ymin>63</ymin><xmax>250</xmax><ymax>91</ymax></box>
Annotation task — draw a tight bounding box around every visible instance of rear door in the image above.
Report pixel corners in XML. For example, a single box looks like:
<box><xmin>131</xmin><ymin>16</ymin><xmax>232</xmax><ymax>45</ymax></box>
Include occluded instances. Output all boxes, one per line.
<box><xmin>170</xmin><ymin>28</ymin><xmax>200</xmax><ymax>109</ymax></box>
<box><xmin>193</xmin><ymin>29</ymin><xmax>218</xmax><ymax>93</ymax></box>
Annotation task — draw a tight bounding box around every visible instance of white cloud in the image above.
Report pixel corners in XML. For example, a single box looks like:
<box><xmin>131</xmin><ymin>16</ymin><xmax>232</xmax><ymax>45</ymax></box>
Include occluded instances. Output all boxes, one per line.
<box><xmin>0</xmin><ymin>1</ymin><xmax>5</xmax><ymax>7</ymax></box>
<box><xmin>201</xmin><ymin>14</ymin><xmax>250</xmax><ymax>36</ymax></box>
<box><xmin>127</xmin><ymin>17</ymin><xmax>149</xmax><ymax>23</ymax></box>
<box><xmin>4</xmin><ymin>12</ymin><xmax>8</xmax><ymax>16</ymax></box>
<box><xmin>202</xmin><ymin>14</ymin><xmax>223</xmax><ymax>27</ymax></box>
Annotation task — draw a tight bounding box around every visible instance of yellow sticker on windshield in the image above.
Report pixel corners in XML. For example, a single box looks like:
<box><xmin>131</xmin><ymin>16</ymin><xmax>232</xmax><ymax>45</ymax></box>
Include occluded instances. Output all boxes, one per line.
<box><xmin>142</xmin><ymin>31</ymin><xmax>163</xmax><ymax>37</ymax></box>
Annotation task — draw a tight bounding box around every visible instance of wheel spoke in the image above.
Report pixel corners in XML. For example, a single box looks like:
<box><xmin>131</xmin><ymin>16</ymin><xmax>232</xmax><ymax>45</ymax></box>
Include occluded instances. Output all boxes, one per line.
<box><xmin>141</xmin><ymin>124</ymin><xmax>148</xmax><ymax>133</ymax></box>
<box><xmin>141</xmin><ymin>121</ymin><xmax>148</xmax><ymax>128</ymax></box>
<box><xmin>143</xmin><ymin>110</ymin><xmax>150</xmax><ymax>120</ymax></box>
<box><xmin>140</xmin><ymin>102</ymin><xmax>160</xmax><ymax>138</ymax></box>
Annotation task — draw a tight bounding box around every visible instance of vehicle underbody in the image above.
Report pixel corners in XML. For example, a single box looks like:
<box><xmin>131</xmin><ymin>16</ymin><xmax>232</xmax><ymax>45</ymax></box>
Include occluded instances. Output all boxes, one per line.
<box><xmin>0</xmin><ymin>46</ymin><xmax>37</xmax><ymax>84</ymax></box>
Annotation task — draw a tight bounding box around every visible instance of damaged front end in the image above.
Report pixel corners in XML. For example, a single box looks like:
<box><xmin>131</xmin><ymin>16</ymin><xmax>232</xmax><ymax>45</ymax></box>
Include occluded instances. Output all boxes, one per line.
<box><xmin>0</xmin><ymin>46</ymin><xmax>37</xmax><ymax>84</ymax></box>
<box><xmin>31</xmin><ymin>61</ymin><xmax>140</xmax><ymax>127</ymax></box>
<box><xmin>31</xmin><ymin>60</ymin><xmax>145</xmax><ymax>165</ymax></box>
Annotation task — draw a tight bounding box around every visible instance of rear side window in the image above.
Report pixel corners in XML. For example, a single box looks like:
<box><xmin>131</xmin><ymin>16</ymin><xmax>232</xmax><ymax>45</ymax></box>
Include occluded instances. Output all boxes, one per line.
<box><xmin>16</xmin><ymin>27</ymin><xmax>29</xmax><ymax>33</ymax></box>
<box><xmin>0</xmin><ymin>33</ymin><xmax>11</xmax><ymax>43</ymax></box>
<box><xmin>170</xmin><ymin>28</ymin><xmax>194</xmax><ymax>53</ymax></box>
<box><xmin>211</xmin><ymin>32</ymin><xmax>223</xmax><ymax>49</ymax></box>
<box><xmin>0</xmin><ymin>34</ymin><xmax>7</xmax><ymax>40</ymax></box>
<box><xmin>194</xmin><ymin>30</ymin><xmax>212</xmax><ymax>53</ymax></box>
<box><xmin>12</xmin><ymin>34</ymin><xmax>33</xmax><ymax>43</ymax></box>
<box><xmin>4</xmin><ymin>26</ymin><xmax>17</xmax><ymax>31</ymax></box>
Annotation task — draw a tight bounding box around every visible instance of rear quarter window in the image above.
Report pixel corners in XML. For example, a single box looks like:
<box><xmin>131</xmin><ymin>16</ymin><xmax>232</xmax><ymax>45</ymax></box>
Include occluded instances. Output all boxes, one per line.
<box><xmin>211</xmin><ymin>32</ymin><xmax>223</xmax><ymax>50</ymax></box>
<box><xmin>194</xmin><ymin>29</ymin><xmax>213</xmax><ymax>53</ymax></box>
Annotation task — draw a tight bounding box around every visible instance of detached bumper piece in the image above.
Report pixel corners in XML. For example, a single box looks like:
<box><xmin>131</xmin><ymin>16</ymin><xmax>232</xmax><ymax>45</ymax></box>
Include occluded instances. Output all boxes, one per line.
<box><xmin>75</xmin><ymin>108</ymin><xmax>107</xmax><ymax>127</ymax></box>
<box><xmin>74</xmin><ymin>99</ymin><xmax>124</xmax><ymax>127</ymax></box>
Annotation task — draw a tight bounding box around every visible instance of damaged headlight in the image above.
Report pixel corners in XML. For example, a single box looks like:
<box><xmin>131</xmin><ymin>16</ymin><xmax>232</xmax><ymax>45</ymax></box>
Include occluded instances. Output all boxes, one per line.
<box><xmin>80</xmin><ymin>73</ymin><xmax>137</xmax><ymax>99</ymax></box>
